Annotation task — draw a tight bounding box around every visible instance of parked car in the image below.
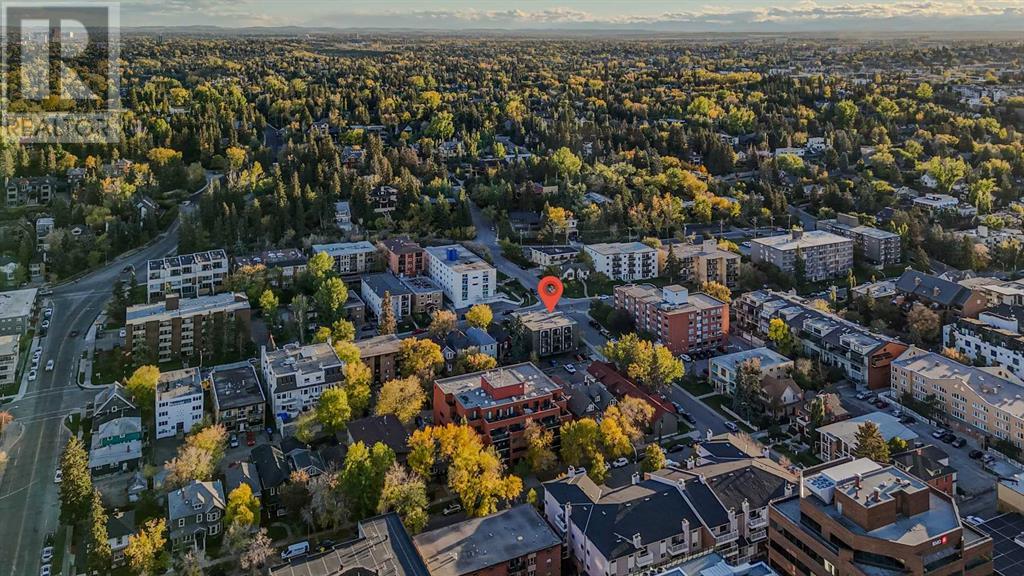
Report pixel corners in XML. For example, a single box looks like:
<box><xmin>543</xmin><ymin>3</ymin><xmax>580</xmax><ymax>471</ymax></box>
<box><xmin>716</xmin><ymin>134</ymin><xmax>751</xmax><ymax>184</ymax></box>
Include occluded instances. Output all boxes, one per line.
<box><xmin>951</xmin><ymin>437</ymin><xmax>967</xmax><ymax>448</ymax></box>
<box><xmin>247</xmin><ymin>431</ymin><xmax>256</xmax><ymax>446</ymax></box>
<box><xmin>119</xmin><ymin>328</ymin><xmax>126</xmax><ymax>338</ymax></box>
<box><xmin>724</xmin><ymin>421</ymin><xmax>739</xmax><ymax>432</ymax></box>
<box><xmin>28</xmin><ymin>369</ymin><xmax>37</xmax><ymax>381</ymax></box>
<box><xmin>672</xmin><ymin>401</ymin><xmax>684</xmax><ymax>413</ymax></box>
<box><xmin>564</xmin><ymin>364</ymin><xmax>577</xmax><ymax>375</ymax></box>
<box><xmin>442</xmin><ymin>503</ymin><xmax>462</xmax><ymax>516</ymax></box>
<box><xmin>229</xmin><ymin>434</ymin><xmax>239</xmax><ymax>449</ymax></box>
<box><xmin>611</xmin><ymin>457</ymin><xmax>630</xmax><ymax>469</ymax></box>
<box><xmin>40</xmin><ymin>320</ymin><xmax>49</xmax><ymax>329</ymax></box>
<box><xmin>940</xmin><ymin>433</ymin><xmax>957</xmax><ymax>444</ymax></box>
<box><xmin>965</xmin><ymin>515</ymin><xmax>985</xmax><ymax>526</ymax></box>
<box><xmin>931</xmin><ymin>429</ymin><xmax>947</xmax><ymax>439</ymax></box>
<box><xmin>668</xmin><ymin>444</ymin><xmax>687</xmax><ymax>453</ymax></box>
<box><xmin>855</xmin><ymin>391</ymin><xmax>869</xmax><ymax>400</ymax></box>
<box><xmin>969</xmin><ymin>450</ymin><xmax>984</xmax><ymax>459</ymax></box>
<box><xmin>40</xmin><ymin>565</ymin><xmax>51</xmax><ymax>576</ymax></box>
<box><xmin>679</xmin><ymin>353</ymin><xmax>692</xmax><ymax>363</ymax></box>
<box><xmin>53</xmin><ymin>468</ymin><xmax>62</xmax><ymax>484</ymax></box>
<box><xmin>664</xmin><ymin>458</ymin><xmax>680</xmax><ymax>468</ymax></box>
<box><xmin>33</xmin><ymin>350</ymin><xmax>41</xmax><ymax>360</ymax></box>
<box><xmin>40</xmin><ymin>547</ymin><xmax>53</xmax><ymax>563</ymax></box>
<box><xmin>873</xmin><ymin>399</ymin><xmax>887</xmax><ymax>409</ymax></box>
<box><xmin>682</xmin><ymin>413</ymin><xmax>696</xmax><ymax>424</ymax></box>
<box><xmin>899</xmin><ymin>415</ymin><xmax>915</xmax><ymax>425</ymax></box>
<box><xmin>69</xmin><ymin>330</ymin><xmax>79</xmax><ymax>337</ymax></box>
<box><xmin>588</xmin><ymin>319</ymin><xmax>600</xmax><ymax>328</ymax></box>
<box><xmin>280</xmin><ymin>541</ymin><xmax>309</xmax><ymax>560</ymax></box>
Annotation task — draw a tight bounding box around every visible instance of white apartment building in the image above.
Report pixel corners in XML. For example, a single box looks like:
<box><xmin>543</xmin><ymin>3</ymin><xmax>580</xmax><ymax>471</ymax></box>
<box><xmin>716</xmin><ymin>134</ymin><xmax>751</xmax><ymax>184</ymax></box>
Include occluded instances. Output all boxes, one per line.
<box><xmin>360</xmin><ymin>273</ymin><xmax>413</xmax><ymax>321</ymax></box>
<box><xmin>749</xmin><ymin>230</ymin><xmax>852</xmax><ymax>282</ymax></box>
<box><xmin>425</xmin><ymin>245</ymin><xmax>496</xmax><ymax>309</ymax></box>
<box><xmin>146</xmin><ymin>249</ymin><xmax>229</xmax><ymax>302</ymax></box>
<box><xmin>944</xmin><ymin>310</ymin><xmax>1024</xmax><ymax>379</ymax></box>
<box><xmin>311</xmin><ymin>241</ymin><xmax>377</xmax><ymax>275</ymax></box>
<box><xmin>583</xmin><ymin>242</ymin><xmax>658</xmax><ymax>281</ymax></box>
<box><xmin>0</xmin><ymin>288</ymin><xmax>37</xmax><ymax>336</ymax></box>
<box><xmin>0</xmin><ymin>335</ymin><xmax>18</xmax><ymax>388</ymax></box>
<box><xmin>260</xmin><ymin>342</ymin><xmax>344</xmax><ymax>419</ymax></box>
<box><xmin>155</xmin><ymin>368</ymin><xmax>204</xmax><ymax>439</ymax></box>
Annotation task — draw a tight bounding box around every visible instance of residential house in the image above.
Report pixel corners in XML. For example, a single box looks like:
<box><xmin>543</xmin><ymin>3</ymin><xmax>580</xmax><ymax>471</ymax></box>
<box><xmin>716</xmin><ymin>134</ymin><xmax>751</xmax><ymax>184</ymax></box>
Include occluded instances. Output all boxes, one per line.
<box><xmin>891</xmin><ymin>445</ymin><xmax>957</xmax><ymax>497</ymax></box>
<box><xmin>232</xmin><ymin>249</ymin><xmax>308</xmax><ymax>287</ymax></box>
<box><xmin>380</xmin><ymin>237</ymin><xmax>426</xmax><ymax>277</ymax></box>
<box><xmin>154</xmin><ymin>368</ymin><xmax>204</xmax><ymax>439</ymax></box>
<box><xmin>517</xmin><ymin>311</ymin><xmax>579</xmax><ymax>357</ymax></box>
<box><xmin>527</xmin><ymin>246</ymin><xmax>580</xmax><ymax>267</ymax></box>
<box><xmin>346</xmin><ymin>415</ymin><xmax>410</xmax><ymax>462</ymax></box>
<box><xmin>167</xmin><ymin>480</ymin><xmax>226</xmax><ymax>550</ymax></box>
<box><xmin>709</xmin><ymin>347</ymin><xmax>793</xmax><ymax>396</ymax></box>
<box><xmin>816</xmin><ymin>412</ymin><xmax>918</xmax><ymax>462</ymax></box>
<box><xmin>251</xmin><ymin>444</ymin><xmax>289</xmax><ymax>518</ymax></box>
<box><xmin>106</xmin><ymin>510</ymin><xmax>136</xmax><ymax>567</ymax></box>
<box><xmin>260</xmin><ymin>342</ymin><xmax>344</xmax><ymax>420</ymax></box>
<box><xmin>895</xmin><ymin>269</ymin><xmax>988</xmax><ymax>320</ymax></box>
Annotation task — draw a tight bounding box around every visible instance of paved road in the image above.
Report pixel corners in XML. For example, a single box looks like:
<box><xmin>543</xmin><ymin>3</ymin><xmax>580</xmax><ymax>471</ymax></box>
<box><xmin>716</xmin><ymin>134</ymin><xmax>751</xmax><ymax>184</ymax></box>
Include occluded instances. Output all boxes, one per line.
<box><xmin>0</xmin><ymin>221</ymin><xmax>181</xmax><ymax>576</ymax></box>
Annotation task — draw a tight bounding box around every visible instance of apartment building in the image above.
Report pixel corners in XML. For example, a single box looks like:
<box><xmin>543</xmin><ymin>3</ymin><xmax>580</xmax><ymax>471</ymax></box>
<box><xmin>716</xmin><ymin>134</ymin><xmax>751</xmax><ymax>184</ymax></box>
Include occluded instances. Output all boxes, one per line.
<box><xmin>584</xmin><ymin>242</ymin><xmax>658</xmax><ymax>281</ymax></box>
<box><xmin>125</xmin><ymin>293</ymin><xmax>252</xmax><ymax>364</ymax></box>
<box><xmin>433</xmin><ymin>362</ymin><xmax>571</xmax><ymax>463</ymax></box>
<box><xmin>0</xmin><ymin>287</ymin><xmax>37</xmax><ymax>336</ymax></box>
<box><xmin>768</xmin><ymin>458</ymin><xmax>992</xmax><ymax>576</ymax></box>
<box><xmin>734</xmin><ymin>290</ymin><xmax>908</xmax><ymax>390</ymax></box>
<box><xmin>0</xmin><ymin>335</ymin><xmax>18</xmax><ymax>388</ymax></box>
<box><xmin>232</xmin><ymin>249</ymin><xmax>307</xmax><ymax>287</ymax></box>
<box><xmin>260</xmin><ymin>342</ymin><xmax>344</xmax><ymax>419</ymax></box>
<box><xmin>425</xmin><ymin>245</ymin><xmax>496</xmax><ymax>309</ymax></box>
<box><xmin>944</xmin><ymin>308</ymin><xmax>1024</xmax><ymax>379</ymax></box>
<box><xmin>614</xmin><ymin>284</ymin><xmax>728</xmax><ymax>355</ymax></box>
<box><xmin>146</xmin><ymin>249</ymin><xmax>229</xmax><ymax>302</ymax></box>
<box><xmin>517</xmin><ymin>311</ymin><xmax>579</xmax><ymax>357</ymax></box>
<box><xmin>400</xmin><ymin>275</ymin><xmax>443</xmax><ymax>314</ymax></box>
<box><xmin>360</xmin><ymin>273</ymin><xmax>413</xmax><ymax>321</ymax></box>
<box><xmin>816</xmin><ymin>412</ymin><xmax>918</xmax><ymax>462</ymax></box>
<box><xmin>526</xmin><ymin>246</ymin><xmax>579</xmax><ymax>267</ymax></box>
<box><xmin>209</xmin><ymin>361</ymin><xmax>265</xmax><ymax>432</ymax></box>
<box><xmin>816</xmin><ymin>213</ymin><xmax>902</xmax><ymax>268</ymax></box>
<box><xmin>414</xmin><ymin>505</ymin><xmax>561</xmax><ymax>576</ymax></box>
<box><xmin>380</xmin><ymin>237</ymin><xmax>426</xmax><ymax>277</ymax></box>
<box><xmin>311</xmin><ymin>241</ymin><xmax>378</xmax><ymax>276</ymax></box>
<box><xmin>750</xmin><ymin>230</ymin><xmax>853</xmax><ymax>282</ymax></box>
<box><xmin>544</xmin><ymin>458</ymin><xmax>796</xmax><ymax>575</ymax></box>
<box><xmin>5</xmin><ymin>176</ymin><xmax>56</xmax><ymax>206</ymax></box>
<box><xmin>356</xmin><ymin>334</ymin><xmax>401</xmax><ymax>384</ymax></box>
<box><xmin>663</xmin><ymin>239</ymin><xmax>741</xmax><ymax>287</ymax></box>
<box><xmin>155</xmin><ymin>368</ymin><xmax>204</xmax><ymax>439</ymax></box>
<box><xmin>709</xmin><ymin>347</ymin><xmax>793</xmax><ymax>396</ymax></box>
<box><xmin>891</xmin><ymin>346</ymin><xmax>1024</xmax><ymax>449</ymax></box>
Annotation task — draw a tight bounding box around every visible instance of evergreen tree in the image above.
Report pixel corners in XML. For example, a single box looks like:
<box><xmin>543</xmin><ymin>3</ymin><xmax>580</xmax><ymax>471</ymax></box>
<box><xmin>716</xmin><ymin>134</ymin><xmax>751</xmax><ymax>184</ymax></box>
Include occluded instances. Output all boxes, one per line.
<box><xmin>59</xmin><ymin>436</ymin><xmax>92</xmax><ymax>525</ymax></box>
<box><xmin>379</xmin><ymin>291</ymin><xmax>397</xmax><ymax>335</ymax></box>
<box><xmin>87</xmin><ymin>489</ymin><xmax>112</xmax><ymax>574</ymax></box>
<box><xmin>853</xmin><ymin>421</ymin><xmax>890</xmax><ymax>462</ymax></box>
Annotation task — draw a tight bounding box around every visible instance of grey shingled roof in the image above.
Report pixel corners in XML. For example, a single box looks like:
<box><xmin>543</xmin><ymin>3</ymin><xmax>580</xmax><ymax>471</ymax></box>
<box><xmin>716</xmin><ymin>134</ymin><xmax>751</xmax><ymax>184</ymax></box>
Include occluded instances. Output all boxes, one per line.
<box><xmin>896</xmin><ymin>269</ymin><xmax>972</xmax><ymax>307</ymax></box>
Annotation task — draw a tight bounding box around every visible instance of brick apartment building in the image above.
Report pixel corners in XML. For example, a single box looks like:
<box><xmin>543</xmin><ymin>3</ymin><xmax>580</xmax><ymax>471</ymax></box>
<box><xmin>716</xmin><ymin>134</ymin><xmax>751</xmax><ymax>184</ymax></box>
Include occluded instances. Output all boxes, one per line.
<box><xmin>769</xmin><ymin>458</ymin><xmax>992</xmax><ymax>576</ymax></box>
<box><xmin>614</xmin><ymin>284</ymin><xmax>728</xmax><ymax>355</ymax></box>
<box><xmin>125</xmin><ymin>293</ymin><xmax>251</xmax><ymax>364</ymax></box>
<box><xmin>380</xmin><ymin>237</ymin><xmax>426</xmax><ymax>277</ymax></box>
<box><xmin>433</xmin><ymin>362</ymin><xmax>571</xmax><ymax>463</ymax></box>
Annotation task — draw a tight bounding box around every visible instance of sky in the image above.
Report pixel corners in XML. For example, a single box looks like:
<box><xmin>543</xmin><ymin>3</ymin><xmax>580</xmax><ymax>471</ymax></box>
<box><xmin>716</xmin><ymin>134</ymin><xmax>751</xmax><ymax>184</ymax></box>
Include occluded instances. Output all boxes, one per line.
<box><xmin>117</xmin><ymin>0</ymin><xmax>1024</xmax><ymax>31</ymax></box>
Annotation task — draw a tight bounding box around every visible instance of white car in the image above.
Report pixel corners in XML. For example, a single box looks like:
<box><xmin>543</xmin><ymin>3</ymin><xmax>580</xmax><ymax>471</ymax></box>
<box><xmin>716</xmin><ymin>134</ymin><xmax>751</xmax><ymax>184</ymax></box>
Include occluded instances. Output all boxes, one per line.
<box><xmin>442</xmin><ymin>503</ymin><xmax>463</xmax><ymax>516</ymax></box>
<box><xmin>563</xmin><ymin>364</ymin><xmax>577</xmax><ymax>375</ymax></box>
<box><xmin>45</xmin><ymin>360</ymin><xmax>54</xmax><ymax>372</ymax></box>
<box><xmin>119</xmin><ymin>328</ymin><xmax>126</xmax><ymax>338</ymax></box>
<box><xmin>611</xmin><ymin>457</ymin><xmax>630</xmax><ymax>469</ymax></box>
<box><xmin>33</xmin><ymin>350</ymin><xmax>41</xmax><ymax>360</ymax></box>
<box><xmin>40</xmin><ymin>565</ymin><xmax>51</xmax><ymax>576</ymax></box>
<box><xmin>41</xmin><ymin>320</ymin><xmax>50</xmax><ymax>329</ymax></box>
<box><xmin>931</xmin><ymin>429</ymin><xmax>946</xmax><ymax>439</ymax></box>
<box><xmin>664</xmin><ymin>458</ymin><xmax>680</xmax><ymax>468</ymax></box>
<box><xmin>724</xmin><ymin>421</ymin><xmax>739</xmax><ymax>432</ymax></box>
<box><xmin>965</xmin><ymin>515</ymin><xmax>985</xmax><ymax>526</ymax></box>
<box><xmin>53</xmin><ymin>468</ymin><xmax>62</xmax><ymax>484</ymax></box>
<box><xmin>40</xmin><ymin>547</ymin><xmax>53</xmax><ymax>563</ymax></box>
<box><xmin>280</xmin><ymin>541</ymin><xmax>309</xmax><ymax>560</ymax></box>
<box><xmin>28</xmin><ymin>369</ymin><xmax>37</xmax><ymax>381</ymax></box>
<box><xmin>679</xmin><ymin>354</ymin><xmax>692</xmax><ymax>363</ymax></box>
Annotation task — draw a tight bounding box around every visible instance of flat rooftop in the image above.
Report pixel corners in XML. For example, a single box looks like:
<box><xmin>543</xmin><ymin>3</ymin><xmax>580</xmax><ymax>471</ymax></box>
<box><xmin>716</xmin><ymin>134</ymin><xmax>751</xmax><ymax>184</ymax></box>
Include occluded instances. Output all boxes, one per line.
<box><xmin>311</xmin><ymin>241</ymin><xmax>376</xmax><ymax>257</ymax></box>
<box><xmin>711</xmin><ymin>347</ymin><xmax>792</xmax><ymax>373</ymax></box>
<box><xmin>751</xmin><ymin>230</ymin><xmax>852</xmax><ymax>251</ymax></box>
<box><xmin>233</xmin><ymin>249</ymin><xmax>307</xmax><ymax>268</ymax></box>
<box><xmin>435</xmin><ymin>362</ymin><xmax>560</xmax><ymax>410</ymax></box>
<box><xmin>210</xmin><ymin>361</ymin><xmax>265</xmax><ymax>410</ymax></box>
<box><xmin>413</xmin><ymin>505</ymin><xmax>560</xmax><ymax>576</ymax></box>
<box><xmin>0</xmin><ymin>288</ymin><xmax>37</xmax><ymax>320</ymax></box>
<box><xmin>518</xmin><ymin>310</ymin><xmax>576</xmax><ymax>330</ymax></box>
<box><xmin>401</xmin><ymin>276</ymin><xmax>441</xmax><ymax>294</ymax></box>
<box><xmin>818</xmin><ymin>412</ymin><xmax>918</xmax><ymax>446</ymax></box>
<box><xmin>356</xmin><ymin>334</ymin><xmax>402</xmax><ymax>357</ymax></box>
<box><xmin>362</xmin><ymin>273</ymin><xmax>412</xmax><ymax>297</ymax></box>
<box><xmin>585</xmin><ymin>241</ymin><xmax>655</xmax><ymax>256</ymax></box>
<box><xmin>616</xmin><ymin>283</ymin><xmax>725</xmax><ymax>312</ymax></box>
<box><xmin>156</xmin><ymin>368</ymin><xmax>202</xmax><ymax>400</ymax></box>
<box><xmin>147</xmin><ymin>249</ymin><xmax>227</xmax><ymax>271</ymax></box>
<box><xmin>425</xmin><ymin>245</ymin><xmax>494</xmax><ymax>273</ymax></box>
<box><xmin>264</xmin><ymin>342</ymin><xmax>342</xmax><ymax>377</ymax></box>
<box><xmin>126</xmin><ymin>292</ymin><xmax>249</xmax><ymax>323</ymax></box>
<box><xmin>0</xmin><ymin>334</ymin><xmax>18</xmax><ymax>355</ymax></box>
<box><xmin>529</xmin><ymin>245</ymin><xmax>579</xmax><ymax>255</ymax></box>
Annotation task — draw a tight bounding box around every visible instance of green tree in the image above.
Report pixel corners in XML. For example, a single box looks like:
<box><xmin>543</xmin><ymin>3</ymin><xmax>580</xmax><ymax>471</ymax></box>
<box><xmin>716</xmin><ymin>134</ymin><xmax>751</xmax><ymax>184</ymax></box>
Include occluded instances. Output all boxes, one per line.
<box><xmin>125</xmin><ymin>366</ymin><xmax>160</xmax><ymax>412</ymax></box>
<box><xmin>732</xmin><ymin>358</ymin><xmax>762</xmax><ymax>422</ymax></box>
<box><xmin>664</xmin><ymin>248</ymin><xmax>682</xmax><ymax>281</ymax></box>
<box><xmin>341</xmin><ymin>441</ymin><xmax>396</xmax><ymax>520</ymax></box>
<box><xmin>378</xmin><ymin>291</ymin><xmax>397</xmax><ymax>335</ymax></box>
<box><xmin>315</xmin><ymin>277</ymin><xmax>348</xmax><ymax>324</ymax></box>
<box><xmin>920</xmin><ymin>156</ymin><xmax>969</xmax><ymax>194</ymax></box>
<box><xmin>853</xmin><ymin>421</ymin><xmax>890</xmax><ymax>463</ymax></box>
<box><xmin>834</xmin><ymin>100</ymin><xmax>858</xmax><ymax>128</ymax></box>
<box><xmin>767</xmin><ymin>318</ymin><xmax>795</xmax><ymax>356</ymax></box>
<box><xmin>907</xmin><ymin>302</ymin><xmax>941</xmax><ymax>344</ymax></box>
<box><xmin>258</xmin><ymin>289</ymin><xmax>279</xmax><ymax>319</ymax></box>
<box><xmin>87</xmin><ymin>489</ymin><xmax>112</xmax><ymax>574</ymax></box>
<box><xmin>59</xmin><ymin>436</ymin><xmax>92</xmax><ymax>525</ymax></box>
<box><xmin>549</xmin><ymin>147</ymin><xmax>582</xmax><ymax>180</ymax></box>
<box><xmin>307</xmin><ymin>251</ymin><xmax>335</xmax><ymax>282</ymax></box>
<box><xmin>642</xmin><ymin>444</ymin><xmax>666</xmax><ymax>472</ymax></box>
<box><xmin>315</xmin><ymin>387</ymin><xmax>352</xmax><ymax>433</ymax></box>
<box><xmin>969</xmin><ymin>178</ymin><xmax>997</xmax><ymax>214</ymax></box>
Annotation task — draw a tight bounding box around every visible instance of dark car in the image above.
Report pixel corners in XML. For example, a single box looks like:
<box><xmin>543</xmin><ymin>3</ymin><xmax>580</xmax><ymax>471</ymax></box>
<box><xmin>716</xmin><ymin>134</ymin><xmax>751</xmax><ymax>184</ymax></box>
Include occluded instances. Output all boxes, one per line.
<box><xmin>69</xmin><ymin>330</ymin><xmax>79</xmax><ymax>338</ymax></box>
<box><xmin>941</xmin><ymin>433</ymin><xmax>957</xmax><ymax>444</ymax></box>
<box><xmin>668</xmin><ymin>444</ymin><xmax>687</xmax><ymax>453</ymax></box>
<box><xmin>899</xmin><ymin>415</ymin><xmax>916</xmax><ymax>425</ymax></box>
<box><xmin>588</xmin><ymin>320</ymin><xmax>600</xmax><ymax>328</ymax></box>
<box><xmin>683</xmin><ymin>413</ymin><xmax>696</xmax><ymax>424</ymax></box>
<box><xmin>969</xmin><ymin>449</ymin><xmax>984</xmax><ymax>459</ymax></box>
<box><xmin>873</xmin><ymin>400</ymin><xmax>887</xmax><ymax>409</ymax></box>
<box><xmin>951</xmin><ymin>437</ymin><xmax>967</xmax><ymax>448</ymax></box>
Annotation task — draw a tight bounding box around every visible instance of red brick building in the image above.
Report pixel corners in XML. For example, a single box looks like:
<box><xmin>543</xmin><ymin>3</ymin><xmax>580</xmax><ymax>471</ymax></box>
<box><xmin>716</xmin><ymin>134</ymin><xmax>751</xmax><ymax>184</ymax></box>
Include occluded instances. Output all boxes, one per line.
<box><xmin>380</xmin><ymin>237</ymin><xmax>426</xmax><ymax>277</ymax></box>
<box><xmin>614</xmin><ymin>284</ymin><xmax>728</xmax><ymax>355</ymax></box>
<box><xmin>433</xmin><ymin>362</ymin><xmax>571</xmax><ymax>463</ymax></box>
<box><xmin>891</xmin><ymin>445</ymin><xmax>957</xmax><ymax>497</ymax></box>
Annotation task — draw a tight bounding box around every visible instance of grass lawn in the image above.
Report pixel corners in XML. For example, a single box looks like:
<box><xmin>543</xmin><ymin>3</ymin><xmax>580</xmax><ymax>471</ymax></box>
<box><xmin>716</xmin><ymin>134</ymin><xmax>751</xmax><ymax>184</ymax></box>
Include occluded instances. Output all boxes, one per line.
<box><xmin>267</xmin><ymin>524</ymin><xmax>289</xmax><ymax>541</ymax></box>
<box><xmin>680</xmin><ymin>378</ymin><xmax>713</xmax><ymax>396</ymax></box>
<box><xmin>92</xmin><ymin>349</ymin><xmax>131</xmax><ymax>385</ymax></box>
<box><xmin>775</xmin><ymin>444</ymin><xmax>822</xmax><ymax>468</ymax></box>
<box><xmin>52</xmin><ymin>526</ymin><xmax>68</xmax><ymax>575</ymax></box>
<box><xmin>700</xmin><ymin>395</ymin><xmax>756</xmax><ymax>432</ymax></box>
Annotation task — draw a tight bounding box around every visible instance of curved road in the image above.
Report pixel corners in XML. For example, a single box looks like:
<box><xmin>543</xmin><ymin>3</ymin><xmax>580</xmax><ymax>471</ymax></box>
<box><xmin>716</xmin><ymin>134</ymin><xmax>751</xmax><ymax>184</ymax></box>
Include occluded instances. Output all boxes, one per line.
<box><xmin>0</xmin><ymin>220</ymin><xmax>180</xmax><ymax>576</ymax></box>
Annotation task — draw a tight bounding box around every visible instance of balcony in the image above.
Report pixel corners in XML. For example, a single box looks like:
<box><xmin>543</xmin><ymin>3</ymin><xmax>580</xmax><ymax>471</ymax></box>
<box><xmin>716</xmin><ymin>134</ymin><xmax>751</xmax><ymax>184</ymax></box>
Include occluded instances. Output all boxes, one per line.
<box><xmin>749</xmin><ymin>529</ymin><xmax>767</xmax><ymax>542</ymax></box>
<box><xmin>635</xmin><ymin>552</ymin><xmax>655</xmax><ymax>568</ymax></box>
<box><xmin>667</xmin><ymin>542</ymin><xmax>688</xmax><ymax>556</ymax></box>
<box><xmin>748</xmin><ymin>515</ymin><xmax>768</xmax><ymax>530</ymax></box>
<box><xmin>715</xmin><ymin>529</ymin><xmax>739</xmax><ymax>545</ymax></box>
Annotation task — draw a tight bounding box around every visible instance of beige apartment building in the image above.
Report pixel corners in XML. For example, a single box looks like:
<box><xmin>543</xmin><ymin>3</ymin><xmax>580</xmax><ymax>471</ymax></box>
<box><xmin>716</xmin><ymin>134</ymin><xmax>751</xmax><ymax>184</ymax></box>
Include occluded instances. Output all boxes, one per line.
<box><xmin>750</xmin><ymin>229</ymin><xmax>853</xmax><ymax>282</ymax></box>
<box><xmin>891</xmin><ymin>346</ymin><xmax>1024</xmax><ymax>449</ymax></box>
<box><xmin>662</xmin><ymin>239</ymin><xmax>741</xmax><ymax>287</ymax></box>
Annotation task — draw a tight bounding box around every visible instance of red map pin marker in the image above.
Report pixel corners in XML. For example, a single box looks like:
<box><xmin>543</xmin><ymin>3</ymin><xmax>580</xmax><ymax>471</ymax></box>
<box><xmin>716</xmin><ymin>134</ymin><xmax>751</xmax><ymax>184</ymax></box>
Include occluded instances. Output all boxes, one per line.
<box><xmin>538</xmin><ymin>276</ymin><xmax>564</xmax><ymax>312</ymax></box>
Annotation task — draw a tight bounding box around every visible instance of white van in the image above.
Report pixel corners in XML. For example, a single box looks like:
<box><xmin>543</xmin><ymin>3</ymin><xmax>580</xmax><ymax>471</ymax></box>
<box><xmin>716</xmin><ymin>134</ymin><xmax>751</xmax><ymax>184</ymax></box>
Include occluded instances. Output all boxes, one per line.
<box><xmin>281</xmin><ymin>541</ymin><xmax>309</xmax><ymax>560</ymax></box>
